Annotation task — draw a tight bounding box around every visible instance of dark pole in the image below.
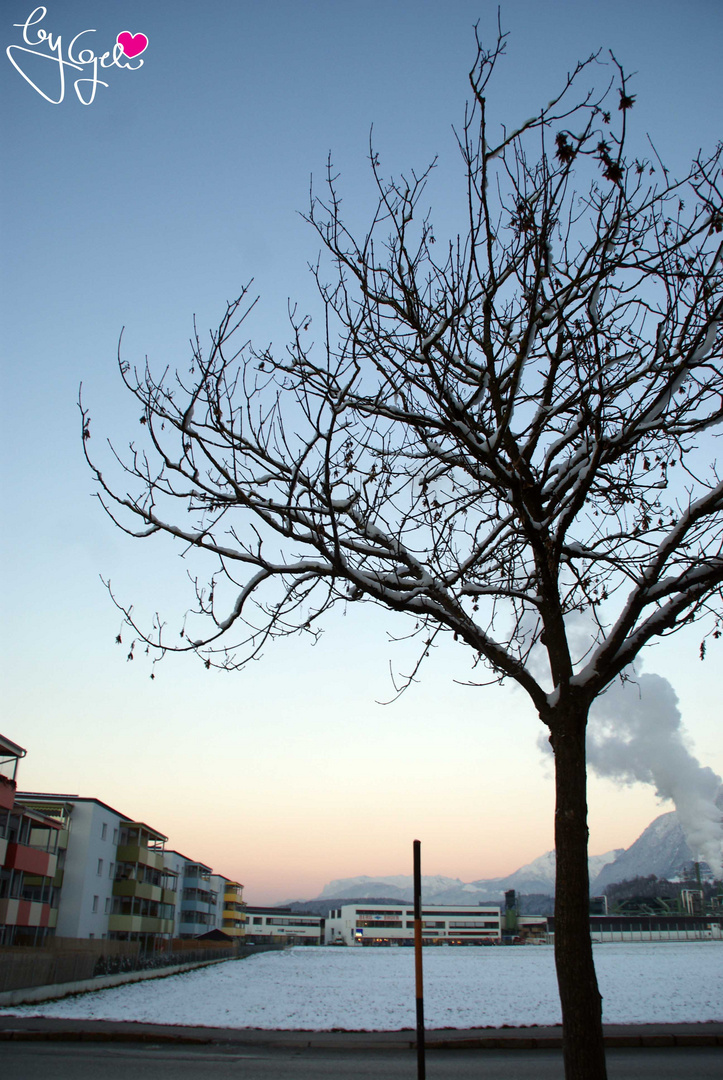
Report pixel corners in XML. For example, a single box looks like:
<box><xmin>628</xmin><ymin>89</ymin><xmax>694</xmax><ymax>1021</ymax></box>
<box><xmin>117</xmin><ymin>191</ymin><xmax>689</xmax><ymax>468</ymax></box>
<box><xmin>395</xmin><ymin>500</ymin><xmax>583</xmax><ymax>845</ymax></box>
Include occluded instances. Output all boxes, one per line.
<box><xmin>413</xmin><ymin>839</ymin><xmax>425</xmax><ymax>1080</ymax></box>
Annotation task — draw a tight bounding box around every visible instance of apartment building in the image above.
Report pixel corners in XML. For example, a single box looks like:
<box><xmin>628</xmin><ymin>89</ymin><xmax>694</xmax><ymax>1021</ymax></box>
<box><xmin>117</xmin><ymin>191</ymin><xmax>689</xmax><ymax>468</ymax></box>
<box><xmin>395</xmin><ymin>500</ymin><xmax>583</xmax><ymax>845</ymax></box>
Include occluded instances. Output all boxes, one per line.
<box><xmin>219</xmin><ymin>879</ymin><xmax>246</xmax><ymax>938</ymax></box>
<box><xmin>164</xmin><ymin>854</ymin><xmax>217</xmax><ymax>939</ymax></box>
<box><xmin>112</xmin><ymin>821</ymin><xmax>177</xmax><ymax>947</ymax></box>
<box><xmin>0</xmin><ymin>736</ymin><xmax>61</xmax><ymax>946</ymax></box>
<box><xmin>16</xmin><ymin>793</ymin><xmax>176</xmax><ymax>951</ymax></box>
<box><xmin>4</xmin><ymin>735</ymin><xmax>243</xmax><ymax>949</ymax></box>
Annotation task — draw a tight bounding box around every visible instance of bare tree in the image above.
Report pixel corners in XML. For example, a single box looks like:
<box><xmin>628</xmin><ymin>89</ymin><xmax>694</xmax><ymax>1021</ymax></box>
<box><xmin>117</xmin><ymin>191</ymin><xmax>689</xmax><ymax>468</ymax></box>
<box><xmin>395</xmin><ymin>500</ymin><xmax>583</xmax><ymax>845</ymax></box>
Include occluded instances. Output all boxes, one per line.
<box><xmin>82</xmin><ymin>28</ymin><xmax>723</xmax><ymax>1080</ymax></box>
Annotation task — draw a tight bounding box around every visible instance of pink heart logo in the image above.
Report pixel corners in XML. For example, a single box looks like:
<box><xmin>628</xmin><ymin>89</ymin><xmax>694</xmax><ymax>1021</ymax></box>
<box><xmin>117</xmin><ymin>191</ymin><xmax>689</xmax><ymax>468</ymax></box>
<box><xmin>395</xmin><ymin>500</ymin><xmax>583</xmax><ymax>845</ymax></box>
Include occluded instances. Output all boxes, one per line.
<box><xmin>117</xmin><ymin>31</ymin><xmax>148</xmax><ymax>59</ymax></box>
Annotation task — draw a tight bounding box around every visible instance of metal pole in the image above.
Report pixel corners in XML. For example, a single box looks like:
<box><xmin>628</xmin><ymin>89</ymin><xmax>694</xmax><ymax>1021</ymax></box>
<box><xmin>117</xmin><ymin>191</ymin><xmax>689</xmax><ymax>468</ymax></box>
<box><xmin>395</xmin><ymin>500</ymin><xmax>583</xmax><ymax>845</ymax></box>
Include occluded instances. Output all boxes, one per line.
<box><xmin>413</xmin><ymin>839</ymin><xmax>425</xmax><ymax>1080</ymax></box>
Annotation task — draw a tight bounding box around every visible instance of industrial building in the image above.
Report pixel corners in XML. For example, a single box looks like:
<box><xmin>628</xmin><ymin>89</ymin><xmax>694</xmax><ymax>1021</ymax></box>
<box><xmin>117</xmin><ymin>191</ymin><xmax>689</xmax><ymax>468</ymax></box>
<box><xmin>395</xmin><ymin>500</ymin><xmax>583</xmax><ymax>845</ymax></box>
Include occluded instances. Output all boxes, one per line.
<box><xmin>244</xmin><ymin>907</ymin><xmax>324</xmax><ymax>945</ymax></box>
<box><xmin>584</xmin><ymin>914</ymin><xmax>722</xmax><ymax>942</ymax></box>
<box><xmin>325</xmin><ymin>903</ymin><xmax>502</xmax><ymax>945</ymax></box>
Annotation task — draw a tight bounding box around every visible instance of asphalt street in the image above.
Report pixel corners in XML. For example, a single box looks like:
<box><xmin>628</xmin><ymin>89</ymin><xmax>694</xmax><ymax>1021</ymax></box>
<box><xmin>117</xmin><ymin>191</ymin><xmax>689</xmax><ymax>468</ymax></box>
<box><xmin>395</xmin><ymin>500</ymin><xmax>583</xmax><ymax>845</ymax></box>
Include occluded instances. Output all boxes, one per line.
<box><xmin>2</xmin><ymin>1042</ymin><xmax>723</xmax><ymax>1080</ymax></box>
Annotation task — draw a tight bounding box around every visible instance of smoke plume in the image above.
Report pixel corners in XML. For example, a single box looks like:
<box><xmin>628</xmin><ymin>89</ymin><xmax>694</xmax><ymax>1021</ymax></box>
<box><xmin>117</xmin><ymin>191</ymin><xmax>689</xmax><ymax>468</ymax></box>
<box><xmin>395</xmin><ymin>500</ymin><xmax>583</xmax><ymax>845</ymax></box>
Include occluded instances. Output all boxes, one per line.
<box><xmin>585</xmin><ymin>668</ymin><xmax>723</xmax><ymax>878</ymax></box>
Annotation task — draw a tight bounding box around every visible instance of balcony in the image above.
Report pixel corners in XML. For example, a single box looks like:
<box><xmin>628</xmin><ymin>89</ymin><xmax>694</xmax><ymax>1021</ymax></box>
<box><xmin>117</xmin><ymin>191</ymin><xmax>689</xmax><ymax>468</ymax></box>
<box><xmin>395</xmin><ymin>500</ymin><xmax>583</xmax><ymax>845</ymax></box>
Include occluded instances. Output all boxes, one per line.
<box><xmin>0</xmin><ymin>736</ymin><xmax>24</xmax><ymax>809</ymax></box>
<box><xmin>108</xmin><ymin>914</ymin><xmax>174</xmax><ymax>935</ymax></box>
<box><xmin>4</xmin><ymin>843</ymin><xmax>57</xmax><ymax>877</ymax></box>
<box><xmin>182</xmin><ymin>887</ymin><xmax>214</xmax><ymax>909</ymax></box>
<box><xmin>183</xmin><ymin>875</ymin><xmax>211</xmax><ymax>891</ymax></box>
<box><xmin>115</xmin><ymin>844</ymin><xmax>165</xmax><ymax>871</ymax></box>
<box><xmin>179</xmin><ymin>911</ymin><xmax>213</xmax><ymax>928</ymax></box>
<box><xmin>222</xmin><ymin>916</ymin><xmax>246</xmax><ymax>937</ymax></box>
<box><xmin>0</xmin><ymin>897</ymin><xmax>54</xmax><ymax>928</ymax></box>
<box><xmin>0</xmin><ymin>774</ymin><xmax>16</xmax><ymax>811</ymax></box>
<box><xmin>113</xmin><ymin>879</ymin><xmax>163</xmax><ymax>903</ymax></box>
<box><xmin>224</xmin><ymin>902</ymin><xmax>246</xmax><ymax>915</ymax></box>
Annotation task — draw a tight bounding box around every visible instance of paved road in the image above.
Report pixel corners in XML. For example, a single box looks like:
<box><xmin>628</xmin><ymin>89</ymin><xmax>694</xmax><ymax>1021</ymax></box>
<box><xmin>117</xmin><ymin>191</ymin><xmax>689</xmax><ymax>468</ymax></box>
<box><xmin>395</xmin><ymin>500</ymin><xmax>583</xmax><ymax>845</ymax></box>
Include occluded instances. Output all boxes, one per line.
<box><xmin>1</xmin><ymin>1042</ymin><xmax>722</xmax><ymax>1079</ymax></box>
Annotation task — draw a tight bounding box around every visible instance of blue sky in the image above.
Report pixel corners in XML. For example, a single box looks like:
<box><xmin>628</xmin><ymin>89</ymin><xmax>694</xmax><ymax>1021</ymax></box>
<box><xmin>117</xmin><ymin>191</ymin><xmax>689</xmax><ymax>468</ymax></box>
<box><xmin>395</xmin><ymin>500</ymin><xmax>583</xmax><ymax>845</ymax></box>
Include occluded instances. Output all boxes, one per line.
<box><xmin>2</xmin><ymin>0</ymin><xmax>722</xmax><ymax>902</ymax></box>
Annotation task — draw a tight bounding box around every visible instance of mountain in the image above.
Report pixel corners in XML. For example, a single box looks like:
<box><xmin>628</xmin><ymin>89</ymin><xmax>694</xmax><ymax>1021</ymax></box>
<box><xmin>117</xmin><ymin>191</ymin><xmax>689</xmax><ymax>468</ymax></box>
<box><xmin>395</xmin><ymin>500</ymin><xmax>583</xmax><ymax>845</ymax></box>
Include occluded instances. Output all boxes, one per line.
<box><xmin>312</xmin><ymin>850</ymin><xmax>621</xmax><ymax>906</ymax></box>
<box><xmin>309</xmin><ymin>802</ymin><xmax>721</xmax><ymax>906</ymax></box>
<box><xmin>471</xmin><ymin>848</ymin><xmax>623</xmax><ymax>897</ymax></box>
<box><xmin>317</xmin><ymin>874</ymin><xmax>464</xmax><ymax>900</ymax></box>
<box><xmin>590</xmin><ymin>811</ymin><xmax>696</xmax><ymax>891</ymax></box>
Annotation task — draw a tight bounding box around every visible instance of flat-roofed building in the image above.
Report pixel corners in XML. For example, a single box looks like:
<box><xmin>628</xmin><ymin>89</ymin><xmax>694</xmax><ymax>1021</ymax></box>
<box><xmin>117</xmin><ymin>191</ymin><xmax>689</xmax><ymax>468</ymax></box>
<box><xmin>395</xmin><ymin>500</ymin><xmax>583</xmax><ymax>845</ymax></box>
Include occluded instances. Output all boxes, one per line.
<box><xmin>325</xmin><ymin>903</ymin><xmax>502</xmax><ymax>946</ymax></box>
<box><xmin>244</xmin><ymin>906</ymin><xmax>323</xmax><ymax>945</ymax></box>
<box><xmin>16</xmin><ymin>793</ymin><xmax>176</xmax><ymax>951</ymax></box>
<box><xmin>111</xmin><ymin>821</ymin><xmax>177</xmax><ymax>948</ymax></box>
<box><xmin>218</xmin><ymin>878</ymin><xmax>246</xmax><ymax>938</ymax></box>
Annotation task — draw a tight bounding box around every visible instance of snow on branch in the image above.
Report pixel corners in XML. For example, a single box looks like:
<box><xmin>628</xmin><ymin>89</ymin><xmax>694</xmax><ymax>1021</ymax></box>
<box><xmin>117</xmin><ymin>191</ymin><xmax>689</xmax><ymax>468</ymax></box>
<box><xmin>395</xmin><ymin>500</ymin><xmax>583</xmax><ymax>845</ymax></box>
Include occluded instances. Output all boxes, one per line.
<box><xmin>85</xmin><ymin>30</ymin><xmax>723</xmax><ymax>715</ymax></box>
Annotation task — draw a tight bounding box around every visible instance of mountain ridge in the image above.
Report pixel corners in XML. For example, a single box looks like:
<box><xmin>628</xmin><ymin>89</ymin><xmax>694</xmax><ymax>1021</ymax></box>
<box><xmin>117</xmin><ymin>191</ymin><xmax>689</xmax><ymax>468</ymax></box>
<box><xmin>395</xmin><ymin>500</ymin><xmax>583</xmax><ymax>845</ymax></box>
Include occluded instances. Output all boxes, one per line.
<box><xmin>308</xmin><ymin>807</ymin><xmax>720</xmax><ymax>906</ymax></box>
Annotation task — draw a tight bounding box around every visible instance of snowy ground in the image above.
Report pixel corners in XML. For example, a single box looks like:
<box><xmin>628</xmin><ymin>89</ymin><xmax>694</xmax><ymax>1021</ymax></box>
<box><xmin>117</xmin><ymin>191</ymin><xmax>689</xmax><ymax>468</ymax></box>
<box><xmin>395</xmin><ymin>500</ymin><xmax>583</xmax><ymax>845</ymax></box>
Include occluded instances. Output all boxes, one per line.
<box><xmin>2</xmin><ymin>943</ymin><xmax>721</xmax><ymax>1030</ymax></box>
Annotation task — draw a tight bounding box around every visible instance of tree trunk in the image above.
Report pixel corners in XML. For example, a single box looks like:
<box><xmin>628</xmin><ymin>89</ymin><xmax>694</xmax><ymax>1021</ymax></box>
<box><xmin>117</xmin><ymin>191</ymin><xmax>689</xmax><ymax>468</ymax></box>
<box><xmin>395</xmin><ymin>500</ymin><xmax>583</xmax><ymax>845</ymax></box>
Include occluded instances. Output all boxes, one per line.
<box><xmin>551</xmin><ymin>706</ymin><xmax>607</xmax><ymax>1080</ymax></box>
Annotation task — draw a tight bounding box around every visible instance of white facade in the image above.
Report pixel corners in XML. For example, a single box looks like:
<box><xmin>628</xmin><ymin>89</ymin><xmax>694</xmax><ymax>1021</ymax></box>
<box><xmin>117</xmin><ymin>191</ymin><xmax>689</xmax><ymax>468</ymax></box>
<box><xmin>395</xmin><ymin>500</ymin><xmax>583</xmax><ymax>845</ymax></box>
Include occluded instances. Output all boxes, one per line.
<box><xmin>17</xmin><ymin>795</ymin><xmax>125</xmax><ymax>940</ymax></box>
<box><xmin>210</xmin><ymin>873</ymin><xmax>227</xmax><ymax>929</ymax></box>
<box><xmin>163</xmin><ymin>850</ymin><xmax>189</xmax><ymax>939</ymax></box>
<box><xmin>245</xmin><ymin>907</ymin><xmax>323</xmax><ymax>944</ymax></box>
<box><xmin>325</xmin><ymin>903</ymin><xmax>502</xmax><ymax>946</ymax></box>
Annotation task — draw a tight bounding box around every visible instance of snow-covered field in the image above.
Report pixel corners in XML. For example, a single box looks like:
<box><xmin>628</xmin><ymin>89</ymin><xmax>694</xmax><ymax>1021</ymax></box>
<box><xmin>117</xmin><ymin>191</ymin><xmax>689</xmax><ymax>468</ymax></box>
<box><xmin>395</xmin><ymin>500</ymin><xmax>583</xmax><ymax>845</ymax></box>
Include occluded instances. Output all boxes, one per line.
<box><xmin>2</xmin><ymin>943</ymin><xmax>721</xmax><ymax>1030</ymax></box>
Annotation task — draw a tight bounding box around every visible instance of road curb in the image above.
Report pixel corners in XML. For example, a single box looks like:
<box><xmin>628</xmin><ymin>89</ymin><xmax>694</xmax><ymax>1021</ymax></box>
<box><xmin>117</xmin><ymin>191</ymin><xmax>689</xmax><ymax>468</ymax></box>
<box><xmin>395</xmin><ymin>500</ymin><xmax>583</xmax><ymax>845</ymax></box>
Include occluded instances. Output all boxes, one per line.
<box><xmin>1</xmin><ymin>1021</ymin><xmax>722</xmax><ymax>1049</ymax></box>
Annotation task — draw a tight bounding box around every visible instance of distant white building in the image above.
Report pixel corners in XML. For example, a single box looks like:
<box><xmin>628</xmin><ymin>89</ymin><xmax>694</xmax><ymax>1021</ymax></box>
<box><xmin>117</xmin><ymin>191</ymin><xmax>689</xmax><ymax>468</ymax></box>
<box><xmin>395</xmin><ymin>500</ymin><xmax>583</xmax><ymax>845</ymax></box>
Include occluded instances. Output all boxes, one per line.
<box><xmin>325</xmin><ymin>903</ymin><xmax>502</xmax><ymax>946</ymax></box>
<box><xmin>244</xmin><ymin>907</ymin><xmax>323</xmax><ymax>945</ymax></box>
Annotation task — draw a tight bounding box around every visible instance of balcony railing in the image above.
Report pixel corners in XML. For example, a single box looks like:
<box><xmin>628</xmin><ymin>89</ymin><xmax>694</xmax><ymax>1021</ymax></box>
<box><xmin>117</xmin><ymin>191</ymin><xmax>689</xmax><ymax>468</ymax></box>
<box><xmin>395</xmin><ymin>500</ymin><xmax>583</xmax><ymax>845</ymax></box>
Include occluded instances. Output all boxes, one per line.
<box><xmin>114</xmin><ymin>879</ymin><xmax>164</xmax><ymax>904</ymax></box>
<box><xmin>116</xmin><ymin>844</ymin><xmax>165</xmax><ymax>871</ymax></box>
<box><xmin>0</xmin><ymin>775</ymin><xmax>16</xmax><ymax>811</ymax></box>
<box><xmin>108</xmin><ymin>914</ymin><xmax>174</xmax><ymax>935</ymax></box>
<box><xmin>4</xmin><ymin>843</ymin><xmax>57</xmax><ymax>877</ymax></box>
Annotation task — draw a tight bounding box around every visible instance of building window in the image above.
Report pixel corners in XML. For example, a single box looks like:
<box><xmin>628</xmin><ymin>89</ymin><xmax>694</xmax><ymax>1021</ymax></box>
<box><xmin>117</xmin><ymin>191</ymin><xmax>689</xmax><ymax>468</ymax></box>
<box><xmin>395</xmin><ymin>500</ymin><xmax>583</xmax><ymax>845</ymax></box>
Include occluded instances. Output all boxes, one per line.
<box><xmin>92</xmin><ymin>896</ymin><xmax>99</xmax><ymax>912</ymax></box>
<box><xmin>97</xmin><ymin>858</ymin><xmax>103</xmax><ymax>876</ymax></box>
<box><xmin>113</xmin><ymin>828</ymin><xmax>118</xmax><ymax>844</ymax></box>
<box><xmin>101</xmin><ymin>823</ymin><xmax>107</xmax><ymax>840</ymax></box>
<box><xmin>109</xmin><ymin>862</ymin><xmax>114</xmax><ymax>878</ymax></box>
<box><xmin>105</xmin><ymin>897</ymin><xmax>111</xmax><ymax>914</ymax></box>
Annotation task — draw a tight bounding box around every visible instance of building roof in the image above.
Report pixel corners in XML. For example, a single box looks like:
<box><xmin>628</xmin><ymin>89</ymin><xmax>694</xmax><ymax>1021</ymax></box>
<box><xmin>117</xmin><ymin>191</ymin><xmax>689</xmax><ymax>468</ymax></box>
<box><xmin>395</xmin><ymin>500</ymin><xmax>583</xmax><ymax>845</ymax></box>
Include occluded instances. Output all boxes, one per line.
<box><xmin>122</xmin><ymin>821</ymin><xmax>169</xmax><ymax>844</ymax></box>
<box><xmin>0</xmin><ymin>733</ymin><xmax>27</xmax><ymax>759</ymax></box>
<box><xmin>18</xmin><ymin>795</ymin><xmax>169</xmax><ymax>843</ymax></box>
<box><xmin>17</xmin><ymin>792</ymin><xmax>131</xmax><ymax>820</ymax></box>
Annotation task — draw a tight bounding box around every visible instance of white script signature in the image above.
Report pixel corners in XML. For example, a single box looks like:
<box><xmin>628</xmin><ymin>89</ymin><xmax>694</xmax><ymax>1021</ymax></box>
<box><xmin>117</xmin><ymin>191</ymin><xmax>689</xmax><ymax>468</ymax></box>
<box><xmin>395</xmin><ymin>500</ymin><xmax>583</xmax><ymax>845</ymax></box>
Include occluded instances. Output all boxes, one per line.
<box><xmin>7</xmin><ymin>7</ymin><xmax>146</xmax><ymax>104</ymax></box>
